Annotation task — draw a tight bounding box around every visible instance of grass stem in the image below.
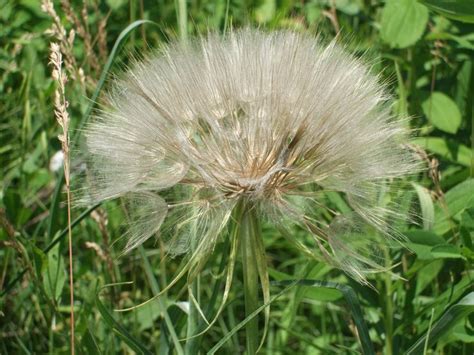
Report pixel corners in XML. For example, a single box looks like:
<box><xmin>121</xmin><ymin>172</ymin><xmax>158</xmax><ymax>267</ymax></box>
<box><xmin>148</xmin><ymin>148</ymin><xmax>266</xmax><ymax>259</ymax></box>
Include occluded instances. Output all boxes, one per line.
<box><xmin>66</xmin><ymin>183</ymin><xmax>75</xmax><ymax>355</ymax></box>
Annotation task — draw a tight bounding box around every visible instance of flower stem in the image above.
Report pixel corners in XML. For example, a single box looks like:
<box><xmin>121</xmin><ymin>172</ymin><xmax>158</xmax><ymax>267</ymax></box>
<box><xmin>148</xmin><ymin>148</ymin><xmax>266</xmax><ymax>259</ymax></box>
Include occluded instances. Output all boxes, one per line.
<box><xmin>185</xmin><ymin>276</ymin><xmax>200</xmax><ymax>355</ymax></box>
<box><xmin>185</xmin><ymin>206</ymin><xmax>201</xmax><ymax>355</ymax></box>
<box><xmin>240</xmin><ymin>203</ymin><xmax>260</xmax><ymax>355</ymax></box>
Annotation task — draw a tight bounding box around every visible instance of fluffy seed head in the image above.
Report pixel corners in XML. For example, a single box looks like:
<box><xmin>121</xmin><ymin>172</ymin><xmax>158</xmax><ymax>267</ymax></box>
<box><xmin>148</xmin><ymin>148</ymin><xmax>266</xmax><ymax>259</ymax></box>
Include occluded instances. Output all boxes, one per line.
<box><xmin>83</xmin><ymin>30</ymin><xmax>419</xmax><ymax>282</ymax></box>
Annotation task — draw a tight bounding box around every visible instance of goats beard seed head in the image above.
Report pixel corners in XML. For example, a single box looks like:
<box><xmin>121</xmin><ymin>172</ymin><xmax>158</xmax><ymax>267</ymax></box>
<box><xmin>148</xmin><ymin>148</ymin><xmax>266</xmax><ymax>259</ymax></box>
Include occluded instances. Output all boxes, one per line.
<box><xmin>82</xmin><ymin>29</ymin><xmax>420</xmax><ymax>283</ymax></box>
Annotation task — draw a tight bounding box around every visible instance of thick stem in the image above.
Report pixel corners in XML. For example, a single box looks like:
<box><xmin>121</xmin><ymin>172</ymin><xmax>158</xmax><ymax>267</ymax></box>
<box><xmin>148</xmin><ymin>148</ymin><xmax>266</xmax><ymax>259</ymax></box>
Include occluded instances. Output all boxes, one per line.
<box><xmin>240</xmin><ymin>204</ymin><xmax>260</xmax><ymax>355</ymax></box>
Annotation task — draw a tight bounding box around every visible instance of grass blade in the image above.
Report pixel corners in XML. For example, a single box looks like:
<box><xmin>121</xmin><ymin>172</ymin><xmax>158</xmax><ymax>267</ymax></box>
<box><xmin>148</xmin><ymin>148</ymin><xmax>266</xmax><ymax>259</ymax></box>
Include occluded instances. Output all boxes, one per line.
<box><xmin>138</xmin><ymin>246</ymin><xmax>185</xmax><ymax>355</ymax></box>
<box><xmin>406</xmin><ymin>292</ymin><xmax>474</xmax><ymax>354</ymax></box>
<box><xmin>96</xmin><ymin>288</ymin><xmax>153</xmax><ymax>355</ymax></box>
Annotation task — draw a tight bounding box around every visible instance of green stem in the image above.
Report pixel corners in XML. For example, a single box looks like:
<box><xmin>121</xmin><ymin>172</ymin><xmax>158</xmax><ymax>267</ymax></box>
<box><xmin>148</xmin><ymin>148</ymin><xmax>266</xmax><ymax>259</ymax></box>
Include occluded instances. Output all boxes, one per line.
<box><xmin>175</xmin><ymin>0</ymin><xmax>188</xmax><ymax>42</ymax></box>
<box><xmin>382</xmin><ymin>248</ymin><xmax>393</xmax><ymax>355</ymax></box>
<box><xmin>240</xmin><ymin>203</ymin><xmax>260</xmax><ymax>355</ymax></box>
<box><xmin>469</xmin><ymin>57</ymin><xmax>474</xmax><ymax>178</ymax></box>
<box><xmin>185</xmin><ymin>280</ymin><xmax>200</xmax><ymax>354</ymax></box>
<box><xmin>185</xmin><ymin>207</ymin><xmax>200</xmax><ymax>354</ymax></box>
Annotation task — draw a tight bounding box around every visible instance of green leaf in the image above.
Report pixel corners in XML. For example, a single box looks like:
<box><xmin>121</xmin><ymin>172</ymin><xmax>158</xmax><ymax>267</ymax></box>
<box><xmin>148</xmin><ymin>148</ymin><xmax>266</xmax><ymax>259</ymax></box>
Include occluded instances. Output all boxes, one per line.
<box><xmin>304</xmin><ymin>287</ymin><xmax>343</xmax><ymax>302</ymax></box>
<box><xmin>254</xmin><ymin>0</ymin><xmax>276</xmax><ymax>24</ymax></box>
<box><xmin>42</xmin><ymin>244</ymin><xmax>65</xmax><ymax>302</ymax></box>
<box><xmin>407</xmin><ymin>292</ymin><xmax>474</xmax><ymax>354</ymax></box>
<box><xmin>419</xmin><ymin>0</ymin><xmax>474</xmax><ymax>23</ymax></box>
<box><xmin>136</xmin><ymin>301</ymin><xmax>162</xmax><ymax>332</ymax></box>
<box><xmin>449</xmin><ymin>323</ymin><xmax>474</xmax><ymax>343</ymax></box>
<box><xmin>304</xmin><ymin>3</ymin><xmax>321</xmax><ymax>25</ymax></box>
<box><xmin>334</xmin><ymin>0</ymin><xmax>361</xmax><ymax>15</ymax></box>
<box><xmin>106</xmin><ymin>0</ymin><xmax>127</xmax><ymax>10</ymax></box>
<box><xmin>460</xmin><ymin>208</ymin><xmax>474</xmax><ymax>251</ymax></box>
<box><xmin>412</xmin><ymin>137</ymin><xmax>471</xmax><ymax>167</ymax></box>
<box><xmin>405</xmin><ymin>230</ymin><xmax>445</xmax><ymax>245</ymax></box>
<box><xmin>434</xmin><ymin>179</ymin><xmax>474</xmax><ymax>235</ymax></box>
<box><xmin>380</xmin><ymin>0</ymin><xmax>429</xmax><ymax>48</ymax></box>
<box><xmin>412</xmin><ymin>183</ymin><xmax>435</xmax><ymax>230</ymax></box>
<box><xmin>431</xmin><ymin>244</ymin><xmax>465</xmax><ymax>259</ymax></box>
<box><xmin>405</xmin><ymin>230</ymin><xmax>446</xmax><ymax>260</ymax></box>
<box><xmin>415</xmin><ymin>260</ymin><xmax>443</xmax><ymax>294</ymax></box>
<box><xmin>422</xmin><ymin>92</ymin><xmax>462</xmax><ymax>134</ymax></box>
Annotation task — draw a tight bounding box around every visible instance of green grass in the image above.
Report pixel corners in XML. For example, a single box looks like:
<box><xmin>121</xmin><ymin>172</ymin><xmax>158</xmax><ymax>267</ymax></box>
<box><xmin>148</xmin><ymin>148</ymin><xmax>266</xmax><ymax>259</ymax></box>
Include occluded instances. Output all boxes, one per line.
<box><xmin>1</xmin><ymin>0</ymin><xmax>474</xmax><ymax>354</ymax></box>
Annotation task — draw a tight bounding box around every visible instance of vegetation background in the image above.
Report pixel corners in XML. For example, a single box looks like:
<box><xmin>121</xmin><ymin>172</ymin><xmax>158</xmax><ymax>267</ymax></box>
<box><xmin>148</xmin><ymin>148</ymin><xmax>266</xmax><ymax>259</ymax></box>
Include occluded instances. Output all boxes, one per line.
<box><xmin>0</xmin><ymin>0</ymin><xmax>473</xmax><ymax>353</ymax></box>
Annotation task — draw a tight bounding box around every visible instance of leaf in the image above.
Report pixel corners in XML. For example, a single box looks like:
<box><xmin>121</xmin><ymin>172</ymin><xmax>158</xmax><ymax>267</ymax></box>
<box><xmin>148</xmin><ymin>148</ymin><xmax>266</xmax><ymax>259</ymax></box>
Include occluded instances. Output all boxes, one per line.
<box><xmin>449</xmin><ymin>323</ymin><xmax>474</xmax><ymax>343</ymax></box>
<box><xmin>412</xmin><ymin>183</ymin><xmax>435</xmax><ymax>230</ymax></box>
<box><xmin>412</xmin><ymin>137</ymin><xmax>471</xmax><ymax>167</ymax></box>
<box><xmin>409</xmin><ymin>243</ymin><xmax>436</xmax><ymax>260</ymax></box>
<box><xmin>415</xmin><ymin>260</ymin><xmax>444</xmax><ymax>295</ymax></box>
<box><xmin>460</xmin><ymin>208</ymin><xmax>474</xmax><ymax>251</ymax></box>
<box><xmin>405</xmin><ymin>230</ymin><xmax>445</xmax><ymax>245</ymax></box>
<box><xmin>254</xmin><ymin>0</ymin><xmax>276</xmax><ymax>24</ymax></box>
<box><xmin>42</xmin><ymin>244</ymin><xmax>65</xmax><ymax>302</ymax></box>
<box><xmin>106</xmin><ymin>0</ymin><xmax>127</xmax><ymax>10</ymax></box>
<box><xmin>405</xmin><ymin>230</ymin><xmax>445</xmax><ymax>260</ymax></box>
<box><xmin>434</xmin><ymin>179</ymin><xmax>474</xmax><ymax>235</ymax></box>
<box><xmin>304</xmin><ymin>3</ymin><xmax>321</xmax><ymax>25</ymax></box>
<box><xmin>431</xmin><ymin>244</ymin><xmax>465</xmax><ymax>259</ymax></box>
<box><xmin>407</xmin><ymin>292</ymin><xmax>474</xmax><ymax>354</ymax></box>
<box><xmin>422</xmin><ymin>92</ymin><xmax>462</xmax><ymax>134</ymax></box>
<box><xmin>334</xmin><ymin>0</ymin><xmax>361</xmax><ymax>15</ymax></box>
<box><xmin>380</xmin><ymin>0</ymin><xmax>429</xmax><ymax>48</ymax></box>
<box><xmin>419</xmin><ymin>0</ymin><xmax>474</xmax><ymax>23</ymax></box>
<box><xmin>136</xmin><ymin>301</ymin><xmax>162</xmax><ymax>332</ymax></box>
<box><xmin>304</xmin><ymin>287</ymin><xmax>343</xmax><ymax>302</ymax></box>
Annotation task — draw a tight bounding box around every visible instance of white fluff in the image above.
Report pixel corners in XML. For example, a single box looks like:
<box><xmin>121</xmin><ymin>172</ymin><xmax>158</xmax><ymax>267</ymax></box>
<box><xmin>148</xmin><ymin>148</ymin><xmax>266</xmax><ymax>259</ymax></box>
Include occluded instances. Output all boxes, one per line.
<box><xmin>83</xmin><ymin>30</ymin><xmax>419</xmax><ymax>282</ymax></box>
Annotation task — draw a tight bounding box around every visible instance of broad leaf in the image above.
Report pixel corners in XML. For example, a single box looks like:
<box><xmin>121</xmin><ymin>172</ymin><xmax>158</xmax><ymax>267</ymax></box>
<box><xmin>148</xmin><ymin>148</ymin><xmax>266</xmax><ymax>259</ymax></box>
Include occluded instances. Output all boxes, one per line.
<box><xmin>422</xmin><ymin>92</ymin><xmax>462</xmax><ymax>134</ymax></box>
<box><xmin>381</xmin><ymin>0</ymin><xmax>429</xmax><ymax>48</ymax></box>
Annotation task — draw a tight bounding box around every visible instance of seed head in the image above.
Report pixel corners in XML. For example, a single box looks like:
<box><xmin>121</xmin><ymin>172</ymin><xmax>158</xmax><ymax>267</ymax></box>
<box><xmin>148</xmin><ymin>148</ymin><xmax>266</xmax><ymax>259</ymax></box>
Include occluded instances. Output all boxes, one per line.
<box><xmin>83</xmin><ymin>30</ymin><xmax>419</xmax><ymax>282</ymax></box>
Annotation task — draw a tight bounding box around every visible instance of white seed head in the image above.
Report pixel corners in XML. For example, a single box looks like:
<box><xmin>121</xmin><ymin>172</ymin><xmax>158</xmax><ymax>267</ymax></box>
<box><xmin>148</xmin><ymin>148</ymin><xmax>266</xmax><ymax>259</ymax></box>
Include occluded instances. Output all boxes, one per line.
<box><xmin>83</xmin><ymin>30</ymin><xmax>420</xmax><ymax>282</ymax></box>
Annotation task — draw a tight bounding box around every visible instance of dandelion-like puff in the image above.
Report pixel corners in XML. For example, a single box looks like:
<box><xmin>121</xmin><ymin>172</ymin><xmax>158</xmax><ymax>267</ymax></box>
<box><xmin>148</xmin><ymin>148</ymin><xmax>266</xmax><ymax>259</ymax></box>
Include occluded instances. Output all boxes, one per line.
<box><xmin>80</xmin><ymin>29</ymin><xmax>421</xmax><ymax>347</ymax></box>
